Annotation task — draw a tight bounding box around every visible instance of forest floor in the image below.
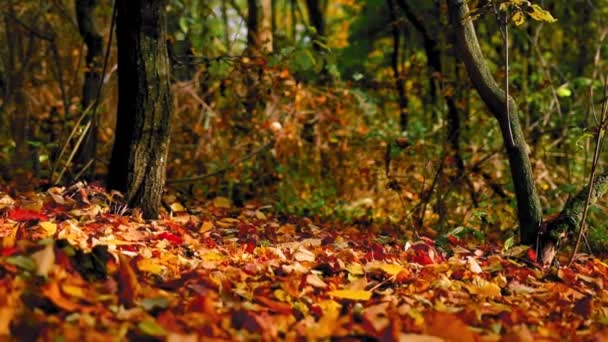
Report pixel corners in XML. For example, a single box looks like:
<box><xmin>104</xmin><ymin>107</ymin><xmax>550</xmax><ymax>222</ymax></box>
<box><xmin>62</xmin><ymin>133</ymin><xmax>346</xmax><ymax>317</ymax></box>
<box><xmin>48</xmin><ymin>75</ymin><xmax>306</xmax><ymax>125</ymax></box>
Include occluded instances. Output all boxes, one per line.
<box><xmin>0</xmin><ymin>183</ymin><xmax>607</xmax><ymax>341</ymax></box>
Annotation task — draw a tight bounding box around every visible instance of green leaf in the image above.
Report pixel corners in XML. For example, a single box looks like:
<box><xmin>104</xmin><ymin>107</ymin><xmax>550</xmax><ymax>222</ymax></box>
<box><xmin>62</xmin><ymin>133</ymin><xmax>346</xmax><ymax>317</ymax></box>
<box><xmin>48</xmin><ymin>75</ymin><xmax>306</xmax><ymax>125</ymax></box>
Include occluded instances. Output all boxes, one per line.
<box><xmin>503</xmin><ymin>236</ymin><xmax>515</xmax><ymax>252</ymax></box>
<box><xmin>6</xmin><ymin>255</ymin><xmax>36</xmax><ymax>272</ymax></box>
<box><xmin>141</xmin><ymin>297</ymin><xmax>170</xmax><ymax>312</ymax></box>
<box><xmin>527</xmin><ymin>4</ymin><xmax>557</xmax><ymax>23</ymax></box>
<box><xmin>556</xmin><ymin>84</ymin><xmax>572</xmax><ymax>97</ymax></box>
<box><xmin>179</xmin><ymin>17</ymin><xmax>189</xmax><ymax>33</ymax></box>
<box><xmin>138</xmin><ymin>320</ymin><xmax>167</xmax><ymax>337</ymax></box>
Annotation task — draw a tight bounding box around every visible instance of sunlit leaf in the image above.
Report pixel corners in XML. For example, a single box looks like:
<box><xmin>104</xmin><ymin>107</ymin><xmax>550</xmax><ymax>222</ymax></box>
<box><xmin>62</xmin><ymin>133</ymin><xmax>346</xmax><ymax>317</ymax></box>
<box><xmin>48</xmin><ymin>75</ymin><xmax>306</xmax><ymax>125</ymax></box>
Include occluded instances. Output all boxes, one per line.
<box><xmin>212</xmin><ymin>196</ymin><xmax>231</xmax><ymax>209</ymax></box>
<box><xmin>39</xmin><ymin>222</ymin><xmax>57</xmax><ymax>237</ymax></box>
<box><xmin>527</xmin><ymin>4</ymin><xmax>557</xmax><ymax>23</ymax></box>
<box><xmin>327</xmin><ymin>289</ymin><xmax>372</xmax><ymax>301</ymax></box>
<box><xmin>556</xmin><ymin>84</ymin><xmax>572</xmax><ymax>97</ymax></box>
<box><xmin>511</xmin><ymin>11</ymin><xmax>525</xmax><ymax>26</ymax></box>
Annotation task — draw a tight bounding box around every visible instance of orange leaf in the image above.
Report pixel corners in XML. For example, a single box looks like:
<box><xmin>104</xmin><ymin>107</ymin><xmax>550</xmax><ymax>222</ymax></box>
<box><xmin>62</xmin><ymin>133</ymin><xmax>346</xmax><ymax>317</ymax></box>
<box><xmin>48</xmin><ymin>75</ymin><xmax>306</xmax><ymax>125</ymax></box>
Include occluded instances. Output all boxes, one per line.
<box><xmin>327</xmin><ymin>289</ymin><xmax>372</xmax><ymax>301</ymax></box>
<box><xmin>118</xmin><ymin>254</ymin><xmax>140</xmax><ymax>308</ymax></box>
<box><xmin>424</xmin><ymin>311</ymin><xmax>478</xmax><ymax>342</ymax></box>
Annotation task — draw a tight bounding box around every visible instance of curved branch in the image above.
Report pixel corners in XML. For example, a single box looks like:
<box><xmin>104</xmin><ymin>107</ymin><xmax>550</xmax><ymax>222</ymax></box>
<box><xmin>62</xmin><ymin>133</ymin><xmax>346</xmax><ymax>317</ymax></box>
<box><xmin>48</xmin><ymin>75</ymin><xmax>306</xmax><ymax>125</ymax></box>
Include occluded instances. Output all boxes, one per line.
<box><xmin>447</xmin><ymin>0</ymin><xmax>542</xmax><ymax>244</ymax></box>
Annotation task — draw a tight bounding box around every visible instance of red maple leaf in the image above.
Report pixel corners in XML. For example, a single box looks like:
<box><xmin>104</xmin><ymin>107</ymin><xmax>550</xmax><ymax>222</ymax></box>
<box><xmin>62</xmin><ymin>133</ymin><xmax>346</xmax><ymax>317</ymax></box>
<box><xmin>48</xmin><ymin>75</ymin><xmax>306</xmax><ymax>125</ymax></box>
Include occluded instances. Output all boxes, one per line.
<box><xmin>7</xmin><ymin>208</ymin><xmax>48</xmax><ymax>221</ymax></box>
<box><xmin>158</xmin><ymin>232</ymin><xmax>183</xmax><ymax>245</ymax></box>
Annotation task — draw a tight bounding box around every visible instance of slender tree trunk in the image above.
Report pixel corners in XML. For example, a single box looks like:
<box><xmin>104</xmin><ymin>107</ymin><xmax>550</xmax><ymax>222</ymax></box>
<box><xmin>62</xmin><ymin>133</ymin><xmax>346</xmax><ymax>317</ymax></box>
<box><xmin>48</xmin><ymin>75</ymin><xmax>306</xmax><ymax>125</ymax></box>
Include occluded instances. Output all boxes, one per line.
<box><xmin>108</xmin><ymin>0</ymin><xmax>172</xmax><ymax>219</ymax></box>
<box><xmin>447</xmin><ymin>0</ymin><xmax>542</xmax><ymax>245</ymax></box>
<box><xmin>396</xmin><ymin>0</ymin><xmax>465</xmax><ymax>177</ymax></box>
<box><xmin>74</xmin><ymin>0</ymin><xmax>103</xmax><ymax>180</ymax></box>
<box><xmin>247</xmin><ymin>0</ymin><xmax>273</xmax><ymax>53</ymax></box>
<box><xmin>386</xmin><ymin>0</ymin><xmax>408</xmax><ymax>132</ymax></box>
<box><xmin>305</xmin><ymin>0</ymin><xmax>325</xmax><ymax>51</ymax></box>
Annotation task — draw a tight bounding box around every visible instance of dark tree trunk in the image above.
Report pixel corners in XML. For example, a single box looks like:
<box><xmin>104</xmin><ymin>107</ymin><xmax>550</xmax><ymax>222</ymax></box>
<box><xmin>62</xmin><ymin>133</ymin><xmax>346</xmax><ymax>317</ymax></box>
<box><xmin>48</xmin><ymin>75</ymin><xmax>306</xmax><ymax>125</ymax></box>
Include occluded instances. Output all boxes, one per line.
<box><xmin>305</xmin><ymin>0</ymin><xmax>325</xmax><ymax>51</ymax></box>
<box><xmin>74</xmin><ymin>0</ymin><xmax>103</xmax><ymax>180</ymax></box>
<box><xmin>386</xmin><ymin>0</ymin><xmax>408</xmax><ymax>132</ymax></box>
<box><xmin>447</xmin><ymin>0</ymin><xmax>542</xmax><ymax>245</ymax></box>
<box><xmin>108</xmin><ymin>0</ymin><xmax>172</xmax><ymax>219</ymax></box>
<box><xmin>396</xmin><ymin>0</ymin><xmax>464</xmax><ymax>176</ymax></box>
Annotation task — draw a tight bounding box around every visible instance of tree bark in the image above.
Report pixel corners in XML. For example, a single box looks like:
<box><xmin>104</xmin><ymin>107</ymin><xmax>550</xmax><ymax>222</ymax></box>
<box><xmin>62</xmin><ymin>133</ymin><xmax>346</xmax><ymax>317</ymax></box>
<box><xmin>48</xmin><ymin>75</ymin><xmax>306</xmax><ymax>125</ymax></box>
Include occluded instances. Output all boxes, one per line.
<box><xmin>540</xmin><ymin>172</ymin><xmax>608</xmax><ymax>264</ymax></box>
<box><xmin>74</xmin><ymin>0</ymin><xmax>103</xmax><ymax>180</ymax></box>
<box><xmin>108</xmin><ymin>0</ymin><xmax>172</xmax><ymax>219</ymax></box>
<box><xmin>386</xmin><ymin>0</ymin><xmax>408</xmax><ymax>132</ymax></box>
<box><xmin>247</xmin><ymin>0</ymin><xmax>273</xmax><ymax>53</ymax></box>
<box><xmin>447</xmin><ymin>0</ymin><xmax>542</xmax><ymax>245</ymax></box>
<box><xmin>305</xmin><ymin>0</ymin><xmax>325</xmax><ymax>51</ymax></box>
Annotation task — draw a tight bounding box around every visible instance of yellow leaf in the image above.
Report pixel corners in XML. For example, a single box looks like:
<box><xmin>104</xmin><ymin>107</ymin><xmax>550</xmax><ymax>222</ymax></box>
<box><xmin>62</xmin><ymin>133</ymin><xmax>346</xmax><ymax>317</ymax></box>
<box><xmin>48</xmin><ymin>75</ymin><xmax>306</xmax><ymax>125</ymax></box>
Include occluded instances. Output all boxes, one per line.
<box><xmin>200</xmin><ymin>220</ymin><xmax>214</xmax><ymax>233</ymax></box>
<box><xmin>169</xmin><ymin>202</ymin><xmax>185</xmax><ymax>212</ymax></box>
<box><xmin>318</xmin><ymin>299</ymin><xmax>342</xmax><ymax>318</ymax></box>
<box><xmin>2</xmin><ymin>223</ymin><xmax>18</xmax><ymax>248</ymax></box>
<box><xmin>212</xmin><ymin>197</ymin><xmax>231</xmax><ymax>208</ymax></box>
<box><xmin>466</xmin><ymin>276</ymin><xmax>502</xmax><ymax>298</ymax></box>
<box><xmin>346</xmin><ymin>263</ymin><xmax>364</xmax><ymax>276</ymax></box>
<box><xmin>255</xmin><ymin>210</ymin><xmax>266</xmax><ymax>220</ymax></box>
<box><xmin>511</xmin><ymin>11</ymin><xmax>525</xmax><ymax>26</ymax></box>
<box><xmin>328</xmin><ymin>289</ymin><xmax>372</xmax><ymax>301</ymax></box>
<box><xmin>528</xmin><ymin>4</ymin><xmax>557</xmax><ymax>23</ymax></box>
<box><xmin>39</xmin><ymin>222</ymin><xmax>57</xmax><ymax>237</ymax></box>
<box><xmin>378</xmin><ymin>263</ymin><xmax>404</xmax><ymax>276</ymax></box>
<box><xmin>137</xmin><ymin>258</ymin><xmax>165</xmax><ymax>275</ymax></box>
<box><xmin>202</xmin><ymin>251</ymin><xmax>225</xmax><ymax>262</ymax></box>
<box><xmin>62</xmin><ymin>284</ymin><xmax>87</xmax><ymax>300</ymax></box>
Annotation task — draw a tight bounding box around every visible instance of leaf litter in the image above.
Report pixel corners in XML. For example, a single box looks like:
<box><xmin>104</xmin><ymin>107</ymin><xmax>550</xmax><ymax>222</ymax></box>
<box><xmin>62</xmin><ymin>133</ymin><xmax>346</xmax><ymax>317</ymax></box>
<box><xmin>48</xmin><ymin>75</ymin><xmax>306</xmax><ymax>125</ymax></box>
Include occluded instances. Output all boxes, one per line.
<box><xmin>0</xmin><ymin>183</ymin><xmax>607</xmax><ymax>341</ymax></box>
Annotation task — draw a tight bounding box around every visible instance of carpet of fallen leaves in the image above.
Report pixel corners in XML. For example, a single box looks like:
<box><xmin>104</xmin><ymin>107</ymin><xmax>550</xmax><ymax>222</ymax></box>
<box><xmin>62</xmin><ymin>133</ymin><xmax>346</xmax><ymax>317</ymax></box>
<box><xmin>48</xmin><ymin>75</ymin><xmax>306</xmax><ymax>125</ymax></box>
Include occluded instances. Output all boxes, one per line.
<box><xmin>1</xmin><ymin>183</ymin><xmax>608</xmax><ymax>341</ymax></box>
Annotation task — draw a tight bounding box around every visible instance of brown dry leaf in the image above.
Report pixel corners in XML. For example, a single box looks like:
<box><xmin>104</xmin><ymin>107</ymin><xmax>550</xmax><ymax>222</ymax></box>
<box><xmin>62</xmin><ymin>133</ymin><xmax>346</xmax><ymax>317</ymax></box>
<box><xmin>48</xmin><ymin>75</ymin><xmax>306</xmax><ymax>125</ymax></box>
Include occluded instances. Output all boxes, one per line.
<box><xmin>31</xmin><ymin>243</ymin><xmax>55</xmax><ymax>277</ymax></box>
<box><xmin>118</xmin><ymin>253</ymin><xmax>140</xmax><ymax>308</ymax></box>
<box><xmin>0</xmin><ymin>194</ymin><xmax>15</xmax><ymax>209</ymax></box>
<box><xmin>424</xmin><ymin>311</ymin><xmax>478</xmax><ymax>342</ymax></box>
<box><xmin>306</xmin><ymin>273</ymin><xmax>328</xmax><ymax>288</ymax></box>
<box><xmin>363</xmin><ymin>302</ymin><xmax>390</xmax><ymax>332</ymax></box>
<box><xmin>399</xmin><ymin>334</ymin><xmax>445</xmax><ymax>342</ymax></box>
<box><xmin>293</xmin><ymin>246</ymin><xmax>315</xmax><ymax>262</ymax></box>
<box><xmin>501</xmin><ymin>324</ymin><xmax>534</xmax><ymax>342</ymax></box>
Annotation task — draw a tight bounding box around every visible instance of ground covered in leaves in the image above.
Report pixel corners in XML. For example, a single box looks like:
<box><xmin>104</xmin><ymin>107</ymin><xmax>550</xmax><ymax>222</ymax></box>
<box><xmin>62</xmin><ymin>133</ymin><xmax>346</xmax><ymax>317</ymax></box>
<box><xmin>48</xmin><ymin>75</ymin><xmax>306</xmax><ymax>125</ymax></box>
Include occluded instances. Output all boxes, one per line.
<box><xmin>0</xmin><ymin>183</ymin><xmax>608</xmax><ymax>341</ymax></box>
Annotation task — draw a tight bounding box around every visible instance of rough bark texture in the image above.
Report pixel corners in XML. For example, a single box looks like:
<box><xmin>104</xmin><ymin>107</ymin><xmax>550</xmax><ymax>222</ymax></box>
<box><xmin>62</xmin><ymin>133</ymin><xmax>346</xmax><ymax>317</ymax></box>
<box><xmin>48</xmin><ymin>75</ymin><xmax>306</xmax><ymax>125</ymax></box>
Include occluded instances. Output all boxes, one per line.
<box><xmin>540</xmin><ymin>172</ymin><xmax>608</xmax><ymax>264</ymax></box>
<box><xmin>247</xmin><ymin>0</ymin><xmax>273</xmax><ymax>53</ymax></box>
<box><xmin>108</xmin><ymin>0</ymin><xmax>172</xmax><ymax>219</ymax></box>
<box><xmin>447</xmin><ymin>0</ymin><xmax>542</xmax><ymax>245</ymax></box>
<box><xmin>74</xmin><ymin>0</ymin><xmax>103</xmax><ymax>180</ymax></box>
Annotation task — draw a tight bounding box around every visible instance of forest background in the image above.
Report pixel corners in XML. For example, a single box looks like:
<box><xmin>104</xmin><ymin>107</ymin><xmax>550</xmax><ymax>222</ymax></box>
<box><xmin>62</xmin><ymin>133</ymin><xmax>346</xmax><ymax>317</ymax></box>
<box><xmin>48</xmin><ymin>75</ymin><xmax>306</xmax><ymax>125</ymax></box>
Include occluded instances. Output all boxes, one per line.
<box><xmin>3</xmin><ymin>0</ymin><xmax>605</xmax><ymax>249</ymax></box>
<box><xmin>1</xmin><ymin>0</ymin><xmax>608</xmax><ymax>340</ymax></box>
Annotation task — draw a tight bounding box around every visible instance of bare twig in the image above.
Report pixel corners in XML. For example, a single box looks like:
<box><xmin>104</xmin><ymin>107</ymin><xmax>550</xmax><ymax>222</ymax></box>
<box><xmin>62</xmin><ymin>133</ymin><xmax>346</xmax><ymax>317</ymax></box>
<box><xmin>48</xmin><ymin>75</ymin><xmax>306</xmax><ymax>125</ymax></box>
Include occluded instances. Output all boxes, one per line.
<box><xmin>568</xmin><ymin>80</ymin><xmax>608</xmax><ymax>265</ymax></box>
<box><xmin>166</xmin><ymin>142</ymin><xmax>274</xmax><ymax>185</ymax></box>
